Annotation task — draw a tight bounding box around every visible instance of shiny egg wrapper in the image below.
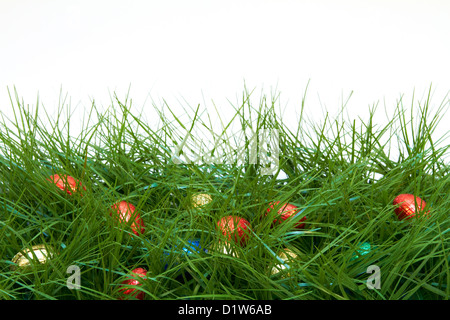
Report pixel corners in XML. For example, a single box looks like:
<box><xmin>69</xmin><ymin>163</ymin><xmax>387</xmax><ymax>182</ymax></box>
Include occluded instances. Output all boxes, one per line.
<box><xmin>163</xmin><ymin>239</ymin><xmax>208</xmax><ymax>269</ymax></box>
<box><xmin>191</xmin><ymin>193</ymin><xmax>212</xmax><ymax>208</ymax></box>
<box><xmin>350</xmin><ymin>242</ymin><xmax>372</xmax><ymax>262</ymax></box>
<box><xmin>181</xmin><ymin>239</ymin><xmax>208</xmax><ymax>255</ymax></box>
<box><xmin>271</xmin><ymin>248</ymin><xmax>299</xmax><ymax>277</ymax></box>
<box><xmin>10</xmin><ymin>244</ymin><xmax>55</xmax><ymax>271</ymax></box>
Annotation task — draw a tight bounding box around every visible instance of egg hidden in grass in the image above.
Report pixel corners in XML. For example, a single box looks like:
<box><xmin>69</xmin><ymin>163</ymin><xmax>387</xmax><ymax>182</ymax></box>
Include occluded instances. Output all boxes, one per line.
<box><xmin>119</xmin><ymin>267</ymin><xmax>148</xmax><ymax>300</ymax></box>
<box><xmin>271</xmin><ymin>248</ymin><xmax>299</xmax><ymax>277</ymax></box>
<box><xmin>393</xmin><ymin>194</ymin><xmax>430</xmax><ymax>220</ymax></box>
<box><xmin>110</xmin><ymin>201</ymin><xmax>146</xmax><ymax>236</ymax></box>
<box><xmin>191</xmin><ymin>193</ymin><xmax>213</xmax><ymax>208</ymax></box>
<box><xmin>180</xmin><ymin>239</ymin><xmax>207</xmax><ymax>255</ymax></box>
<box><xmin>48</xmin><ymin>174</ymin><xmax>86</xmax><ymax>196</ymax></box>
<box><xmin>163</xmin><ymin>238</ymin><xmax>208</xmax><ymax>269</ymax></box>
<box><xmin>10</xmin><ymin>244</ymin><xmax>55</xmax><ymax>271</ymax></box>
<box><xmin>217</xmin><ymin>215</ymin><xmax>252</xmax><ymax>247</ymax></box>
<box><xmin>266</xmin><ymin>201</ymin><xmax>307</xmax><ymax>229</ymax></box>
<box><xmin>349</xmin><ymin>242</ymin><xmax>372</xmax><ymax>262</ymax></box>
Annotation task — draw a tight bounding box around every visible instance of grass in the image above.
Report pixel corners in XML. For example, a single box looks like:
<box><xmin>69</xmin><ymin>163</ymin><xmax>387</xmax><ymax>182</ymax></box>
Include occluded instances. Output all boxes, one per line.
<box><xmin>0</xmin><ymin>85</ymin><xmax>449</xmax><ymax>300</ymax></box>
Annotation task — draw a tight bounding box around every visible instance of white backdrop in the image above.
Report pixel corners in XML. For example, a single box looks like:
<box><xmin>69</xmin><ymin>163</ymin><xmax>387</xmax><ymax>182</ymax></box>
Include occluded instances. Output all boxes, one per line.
<box><xmin>1</xmin><ymin>0</ymin><xmax>449</xmax><ymax>161</ymax></box>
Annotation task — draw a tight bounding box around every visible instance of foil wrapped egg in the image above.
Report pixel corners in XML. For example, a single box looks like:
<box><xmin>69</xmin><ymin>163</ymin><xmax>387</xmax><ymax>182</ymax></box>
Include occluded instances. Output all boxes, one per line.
<box><xmin>119</xmin><ymin>267</ymin><xmax>148</xmax><ymax>300</ymax></box>
<box><xmin>163</xmin><ymin>238</ymin><xmax>208</xmax><ymax>270</ymax></box>
<box><xmin>110</xmin><ymin>201</ymin><xmax>145</xmax><ymax>236</ymax></box>
<box><xmin>266</xmin><ymin>201</ymin><xmax>307</xmax><ymax>229</ymax></box>
<box><xmin>350</xmin><ymin>242</ymin><xmax>372</xmax><ymax>261</ymax></box>
<box><xmin>271</xmin><ymin>248</ymin><xmax>299</xmax><ymax>277</ymax></box>
<box><xmin>393</xmin><ymin>194</ymin><xmax>430</xmax><ymax>220</ymax></box>
<box><xmin>48</xmin><ymin>174</ymin><xmax>86</xmax><ymax>196</ymax></box>
<box><xmin>217</xmin><ymin>215</ymin><xmax>252</xmax><ymax>247</ymax></box>
<box><xmin>180</xmin><ymin>239</ymin><xmax>207</xmax><ymax>255</ymax></box>
<box><xmin>191</xmin><ymin>193</ymin><xmax>213</xmax><ymax>208</ymax></box>
<box><xmin>10</xmin><ymin>244</ymin><xmax>55</xmax><ymax>271</ymax></box>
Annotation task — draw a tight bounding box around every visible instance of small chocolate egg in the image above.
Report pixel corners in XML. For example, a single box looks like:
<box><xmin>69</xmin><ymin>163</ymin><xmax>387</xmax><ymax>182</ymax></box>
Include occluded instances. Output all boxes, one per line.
<box><xmin>119</xmin><ymin>267</ymin><xmax>148</xmax><ymax>300</ymax></box>
<box><xmin>350</xmin><ymin>242</ymin><xmax>372</xmax><ymax>261</ymax></box>
<box><xmin>181</xmin><ymin>239</ymin><xmax>208</xmax><ymax>255</ymax></box>
<box><xmin>163</xmin><ymin>239</ymin><xmax>208</xmax><ymax>270</ymax></box>
<box><xmin>271</xmin><ymin>248</ymin><xmax>299</xmax><ymax>277</ymax></box>
<box><xmin>48</xmin><ymin>174</ymin><xmax>86</xmax><ymax>196</ymax></box>
<box><xmin>110</xmin><ymin>201</ymin><xmax>145</xmax><ymax>236</ymax></box>
<box><xmin>266</xmin><ymin>201</ymin><xmax>307</xmax><ymax>229</ymax></box>
<box><xmin>217</xmin><ymin>215</ymin><xmax>252</xmax><ymax>247</ymax></box>
<box><xmin>10</xmin><ymin>244</ymin><xmax>55</xmax><ymax>271</ymax></box>
<box><xmin>393</xmin><ymin>194</ymin><xmax>429</xmax><ymax>220</ymax></box>
<box><xmin>191</xmin><ymin>193</ymin><xmax>213</xmax><ymax>208</ymax></box>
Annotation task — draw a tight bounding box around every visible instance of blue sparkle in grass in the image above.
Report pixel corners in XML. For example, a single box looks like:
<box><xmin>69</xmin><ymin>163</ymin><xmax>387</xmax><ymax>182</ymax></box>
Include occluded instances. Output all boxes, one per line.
<box><xmin>163</xmin><ymin>238</ymin><xmax>207</xmax><ymax>270</ymax></box>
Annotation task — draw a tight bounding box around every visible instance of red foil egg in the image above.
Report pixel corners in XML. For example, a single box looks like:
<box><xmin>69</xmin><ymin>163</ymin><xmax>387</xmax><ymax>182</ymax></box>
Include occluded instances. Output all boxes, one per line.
<box><xmin>217</xmin><ymin>215</ymin><xmax>252</xmax><ymax>247</ymax></box>
<box><xmin>393</xmin><ymin>193</ymin><xmax>429</xmax><ymax>220</ymax></box>
<box><xmin>119</xmin><ymin>267</ymin><xmax>147</xmax><ymax>300</ymax></box>
<box><xmin>48</xmin><ymin>174</ymin><xmax>86</xmax><ymax>196</ymax></box>
<box><xmin>110</xmin><ymin>201</ymin><xmax>145</xmax><ymax>236</ymax></box>
<box><xmin>267</xmin><ymin>201</ymin><xmax>307</xmax><ymax>229</ymax></box>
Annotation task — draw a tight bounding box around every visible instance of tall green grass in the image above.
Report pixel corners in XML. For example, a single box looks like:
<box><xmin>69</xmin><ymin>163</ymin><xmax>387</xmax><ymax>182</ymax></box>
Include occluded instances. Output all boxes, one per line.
<box><xmin>0</xmin><ymin>85</ymin><xmax>448</xmax><ymax>300</ymax></box>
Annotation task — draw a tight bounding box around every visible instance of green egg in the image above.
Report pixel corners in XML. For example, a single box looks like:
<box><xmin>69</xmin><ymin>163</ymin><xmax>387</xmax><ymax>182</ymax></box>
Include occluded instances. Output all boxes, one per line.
<box><xmin>350</xmin><ymin>242</ymin><xmax>372</xmax><ymax>261</ymax></box>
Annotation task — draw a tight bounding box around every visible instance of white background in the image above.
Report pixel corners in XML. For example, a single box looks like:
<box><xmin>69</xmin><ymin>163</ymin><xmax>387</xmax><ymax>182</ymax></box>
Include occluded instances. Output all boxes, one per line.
<box><xmin>0</xmin><ymin>0</ymin><xmax>449</xmax><ymax>161</ymax></box>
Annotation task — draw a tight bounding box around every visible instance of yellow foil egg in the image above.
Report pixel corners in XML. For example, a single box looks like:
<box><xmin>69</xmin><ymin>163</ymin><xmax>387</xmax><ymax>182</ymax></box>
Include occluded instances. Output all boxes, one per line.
<box><xmin>10</xmin><ymin>244</ymin><xmax>55</xmax><ymax>271</ymax></box>
<box><xmin>191</xmin><ymin>193</ymin><xmax>213</xmax><ymax>208</ymax></box>
<box><xmin>271</xmin><ymin>248</ymin><xmax>299</xmax><ymax>277</ymax></box>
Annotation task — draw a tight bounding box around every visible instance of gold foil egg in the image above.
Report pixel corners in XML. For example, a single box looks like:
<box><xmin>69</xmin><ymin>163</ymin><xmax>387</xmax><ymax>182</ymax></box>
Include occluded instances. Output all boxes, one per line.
<box><xmin>10</xmin><ymin>244</ymin><xmax>55</xmax><ymax>271</ymax></box>
<box><xmin>271</xmin><ymin>248</ymin><xmax>299</xmax><ymax>277</ymax></box>
<box><xmin>191</xmin><ymin>193</ymin><xmax>212</xmax><ymax>208</ymax></box>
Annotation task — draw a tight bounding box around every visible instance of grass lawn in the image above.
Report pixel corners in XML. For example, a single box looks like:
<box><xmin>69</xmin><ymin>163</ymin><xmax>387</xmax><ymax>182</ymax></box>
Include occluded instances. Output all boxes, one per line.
<box><xmin>0</xmin><ymin>86</ymin><xmax>448</xmax><ymax>300</ymax></box>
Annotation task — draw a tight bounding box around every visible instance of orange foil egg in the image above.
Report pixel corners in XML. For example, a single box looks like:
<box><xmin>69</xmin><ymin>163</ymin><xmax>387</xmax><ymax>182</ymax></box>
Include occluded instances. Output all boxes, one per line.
<box><xmin>119</xmin><ymin>267</ymin><xmax>148</xmax><ymax>300</ymax></box>
<box><xmin>217</xmin><ymin>215</ymin><xmax>252</xmax><ymax>247</ymax></box>
<box><xmin>393</xmin><ymin>193</ymin><xmax>429</xmax><ymax>220</ymax></box>
<box><xmin>48</xmin><ymin>174</ymin><xmax>86</xmax><ymax>196</ymax></box>
<box><xmin>110</xmin><ymin>201</ymin><xmax>145</xmax><ymax>236</ymax></box>
<box><xmin>267</xmin><ymin>201</ymin><xmax>307</xmax><ymax>229</ymax></box>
